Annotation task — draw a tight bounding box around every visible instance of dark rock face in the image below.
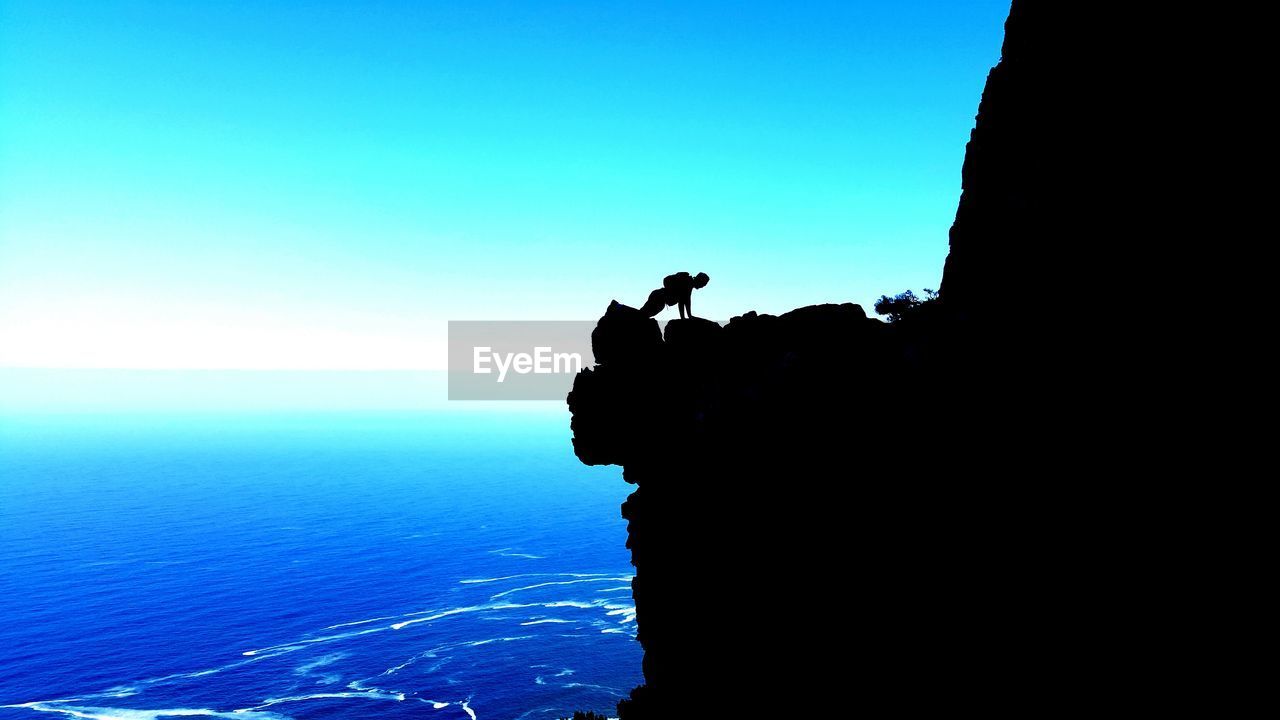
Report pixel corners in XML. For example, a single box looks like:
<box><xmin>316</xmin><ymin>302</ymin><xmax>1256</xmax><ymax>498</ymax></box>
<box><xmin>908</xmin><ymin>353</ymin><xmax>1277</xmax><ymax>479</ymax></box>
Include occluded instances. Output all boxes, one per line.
<box><xmin>568</xmin><ymin>3</ymin><xmax>1101</xmax><ymax>717</ymax></box>
<box><xmin>939</xmin><ymin>1</ymin><xmax>1071</xmax><ymax>317</ymax></box>
<box><xmin>570</xmin><ymin>305</ymin><xmax>953</xmax><ymax>718</ymax></box>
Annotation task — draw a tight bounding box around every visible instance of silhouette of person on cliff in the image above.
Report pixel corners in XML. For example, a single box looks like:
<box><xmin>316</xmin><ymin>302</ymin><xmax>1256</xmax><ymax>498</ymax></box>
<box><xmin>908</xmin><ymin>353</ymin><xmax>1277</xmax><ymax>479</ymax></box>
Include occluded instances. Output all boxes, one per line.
<box><xmin>664</xmin><ymin>272</ymin><xmax>710</xmax><ymax>319</ymax></box>
<box><xmin>624</xmin><ymin>272</ymin><xmax>711</xmax><ymax>319</ymax></box>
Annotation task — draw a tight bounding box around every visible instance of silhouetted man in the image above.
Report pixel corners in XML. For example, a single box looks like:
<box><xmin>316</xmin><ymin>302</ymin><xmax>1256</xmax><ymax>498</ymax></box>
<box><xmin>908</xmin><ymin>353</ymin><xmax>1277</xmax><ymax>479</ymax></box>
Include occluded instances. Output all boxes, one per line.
<box><xmin>634</xmin><ymin>287</ymin><xmax>672</xmax><ymax>318</ymax></box>
<box><xmin>619</xmin><ymin>272</ymin><xmax>711</xmax><ymax>319</ymax></box>
<box><xmin>662</xmin><ymin>272</ymin><xmax>710</xmax><ymax>319</ymax></box>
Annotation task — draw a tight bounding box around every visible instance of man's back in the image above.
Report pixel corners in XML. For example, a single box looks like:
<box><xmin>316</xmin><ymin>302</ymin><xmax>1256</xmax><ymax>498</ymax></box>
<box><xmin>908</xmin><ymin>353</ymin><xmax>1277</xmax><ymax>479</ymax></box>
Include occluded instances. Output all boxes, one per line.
<box><xmin>663</xmin><ymin>272</ymin><xmax>693</xmax><ymax>293</ymax></box>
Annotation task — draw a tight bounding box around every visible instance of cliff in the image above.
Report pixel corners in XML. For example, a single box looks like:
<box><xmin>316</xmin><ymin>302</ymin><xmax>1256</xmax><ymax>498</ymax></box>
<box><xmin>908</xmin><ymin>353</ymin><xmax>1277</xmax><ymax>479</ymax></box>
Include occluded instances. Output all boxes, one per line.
<box><xmin>567</xmin><ymin>3</ymin><xmax>1098</xmax><ymax>717</ymax></box>
<box><xmin>570</xmin><ymin>304</ymin><xmax>959</xmax><ymax>718</ymax></box>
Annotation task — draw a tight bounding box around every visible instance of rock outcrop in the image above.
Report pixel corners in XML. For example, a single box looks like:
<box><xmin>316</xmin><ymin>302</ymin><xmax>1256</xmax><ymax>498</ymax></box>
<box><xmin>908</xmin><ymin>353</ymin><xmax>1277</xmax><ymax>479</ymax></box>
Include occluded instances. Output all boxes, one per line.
<box><xmin>568</xmin><ymin>3</ymin><xmax>1108</xmax><ymax>717</ymax></box>
<box><xmin>570</xmin><ymin>302</ymin><xmax>957</xmax><ymax>718</ymax></box>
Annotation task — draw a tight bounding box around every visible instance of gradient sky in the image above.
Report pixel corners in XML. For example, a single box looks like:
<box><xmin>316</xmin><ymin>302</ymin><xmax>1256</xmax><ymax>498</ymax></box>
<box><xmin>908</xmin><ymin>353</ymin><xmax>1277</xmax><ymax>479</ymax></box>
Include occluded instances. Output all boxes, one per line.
<box><xmin>0</xmin><ymin>1</ymin><xmax>1009</xmax><ymax>370</ymax></box>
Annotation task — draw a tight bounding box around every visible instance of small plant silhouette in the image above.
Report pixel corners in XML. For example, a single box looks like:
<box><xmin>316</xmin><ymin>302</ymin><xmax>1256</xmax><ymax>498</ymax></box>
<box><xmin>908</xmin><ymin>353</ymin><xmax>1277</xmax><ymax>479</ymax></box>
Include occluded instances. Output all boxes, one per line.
<box><xmin>874</xmin><ymin>288</ymin><xmax>938</xmax><ymax>322</ymax></box>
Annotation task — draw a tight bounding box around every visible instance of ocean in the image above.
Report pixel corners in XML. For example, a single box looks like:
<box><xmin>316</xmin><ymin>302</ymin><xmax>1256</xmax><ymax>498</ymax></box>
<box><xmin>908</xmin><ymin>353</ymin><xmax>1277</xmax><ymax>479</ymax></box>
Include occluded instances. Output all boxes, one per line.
<box><xmin>0</xmin><ymin>410</ymin><xmax>641</xmax><ymax>720</ymax></box>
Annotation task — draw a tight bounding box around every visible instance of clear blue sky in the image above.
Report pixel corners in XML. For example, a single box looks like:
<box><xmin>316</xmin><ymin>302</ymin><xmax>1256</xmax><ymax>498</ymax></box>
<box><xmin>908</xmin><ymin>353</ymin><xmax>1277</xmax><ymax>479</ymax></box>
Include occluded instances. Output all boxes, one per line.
<box><xmin>0</xmin><ymin>1</ymin><xmax>1009</xmax><ymax>369</ymax></box>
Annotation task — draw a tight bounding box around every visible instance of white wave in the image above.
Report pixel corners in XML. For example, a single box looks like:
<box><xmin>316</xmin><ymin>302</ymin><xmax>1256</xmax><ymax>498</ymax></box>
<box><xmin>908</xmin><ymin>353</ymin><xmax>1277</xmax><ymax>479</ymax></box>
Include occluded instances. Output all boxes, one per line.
<box><xmin>0</xmin><ymin>702</ymin><xmax>290</xmax><ymax>720</ymax></box>
<box><xmin>322</xmin><ymin>616</ymin><xmax>393</xmax><ymax>630</ymax></box>
<box><xmin>294</xmin><ymin>653</ymin><xmax>348</xmax><ymax>676</ymax></box>
<box><xmin>489</xmin><ymin>549</ymin><xmax>546</xmax><ymax>560</ymax></box>
<box><xmin>489</xmin><ymin>547</ymin><xmax>547</xmax><ymax>559</ymax></box>
<box><xmin>563</xmin><ymin>682</ymin><xmax>626</xmax><ymax>694</ymax></box>
<box><xmin>240</xmin><ymin>645</ymin><xmax>305</xmax><ymax>658</ymax></box>
<box><xmin>458</xmin><ymin>572</ymin><xmax>612</xmax><ymax>585</ymax></box>
<box><xmin>249</xmin><ymin>596</ymin><xmax>563</xmax><ymax>652</ymax></box>
<box><xmin>391</xmin><ymin>601</ymin><xmax>548</xmax><ymax>630</ymax></box>
<box><xmin>489</xmin><ymin>577</ymin><xmax>632</xmax><ymax>600</ymax></box>
<box><xmin>374</xmin><ymin>635</ymin><xmax>530</xmax><ymax>681</ymax></box>
<box><xmin>242</xmin><ymin>626</ymin><xmax>383</xmax><ymax>655</ymax></box>
<box><xmin>339</xmin><ymin>682</ymin><xmax>450</xmax><ymax>713</ymax></box>
<box><xmin>595</xmin><ymin>587</ymin><xmax>633</xmax><ymax>593</ymax></box>
<box><xmin>460</xmin><ymin>698</ymin><xmax>477</xmax><ymax>720</ymax></box>
<box><xmin>491</xmin><ymin>602</ymin><xmax>538</xmax><ymax>611</ymax></box>
<box><xmin>541</xmin><ymin>601</ymin><xmax>594</xmax><ymax>609</ymax></box>
<box><xmin>246</xmin><ymin>690</ymin><xmax>405</xmax><ymax>710</ymax></box>
<box><xmin>378</xmin><ymin>653</ymin><xmax>426</xmax><ymax>676</ymax></box>
<box><xmin>174</xmin><ymin>668</ymin><xmax>221</xmax><ymax>679</ymax></box>
<box><xmin>55</xmin><ymin>644</ymin><xmax>302</xmax><ymax>702</ymax></box>
<box><xmin>391</xmin><ymin>604</ymin><xmax>487</xmax><ymax>630</ymax></box>
<box><xmin>343</xmin><ymin>679</ymin><xmax>380</xmax><ymax>693</ymax></box>
<box><xmin>605</xmin><ymin>606</ymin><xmax>637</xmax><ymax>624</ymax></box>
<box><xmin>10</xmin><ymin>572</ymin><xmax>635</xmax><ymax>720</ymax></box>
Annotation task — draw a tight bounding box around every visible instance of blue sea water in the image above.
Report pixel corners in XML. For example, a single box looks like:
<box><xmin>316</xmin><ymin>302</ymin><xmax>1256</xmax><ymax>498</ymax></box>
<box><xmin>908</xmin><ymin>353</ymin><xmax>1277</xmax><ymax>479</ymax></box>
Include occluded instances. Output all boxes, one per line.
<box><xmin>0</xmin><ymin>411</ymin><xmax>640</xmax><ymax>720</ymax></box>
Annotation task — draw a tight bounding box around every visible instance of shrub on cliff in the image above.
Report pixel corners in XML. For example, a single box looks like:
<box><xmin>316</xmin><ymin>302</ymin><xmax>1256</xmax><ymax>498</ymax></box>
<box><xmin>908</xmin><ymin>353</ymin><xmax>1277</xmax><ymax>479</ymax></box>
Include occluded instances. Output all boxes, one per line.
<box><xmin>874</xmin><ymin>288</ymin><xmax>938</xmax><ymax>322</ymax></box>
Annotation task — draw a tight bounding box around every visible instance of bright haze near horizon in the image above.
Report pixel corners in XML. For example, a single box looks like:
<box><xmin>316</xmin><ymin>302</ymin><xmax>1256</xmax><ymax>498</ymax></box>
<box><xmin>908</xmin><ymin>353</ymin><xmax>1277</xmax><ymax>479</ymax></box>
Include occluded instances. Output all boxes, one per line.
<box><xmin>0</xmin><ymin>1</ymin><xmax>1009</xmax><ymax>375</ymax></box>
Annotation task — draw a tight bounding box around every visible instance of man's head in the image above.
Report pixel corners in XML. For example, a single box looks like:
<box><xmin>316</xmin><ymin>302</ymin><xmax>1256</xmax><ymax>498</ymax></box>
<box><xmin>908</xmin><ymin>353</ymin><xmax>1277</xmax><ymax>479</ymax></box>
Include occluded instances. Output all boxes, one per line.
<box><xmin>693</xmin><ymin>272</ymin><xmax>710</xmax><ymax>289</ymax></box>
